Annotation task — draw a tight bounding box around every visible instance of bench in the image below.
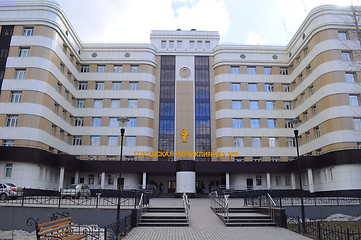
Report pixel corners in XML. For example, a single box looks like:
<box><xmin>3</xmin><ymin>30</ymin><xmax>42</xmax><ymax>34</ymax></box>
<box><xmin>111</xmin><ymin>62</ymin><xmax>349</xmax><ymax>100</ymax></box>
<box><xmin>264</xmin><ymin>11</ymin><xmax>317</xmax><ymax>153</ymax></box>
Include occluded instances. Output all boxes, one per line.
<box><xmin>36</xmin><ymin>216</ymin><xmax>87</xmax><ymax>240</ymax></box>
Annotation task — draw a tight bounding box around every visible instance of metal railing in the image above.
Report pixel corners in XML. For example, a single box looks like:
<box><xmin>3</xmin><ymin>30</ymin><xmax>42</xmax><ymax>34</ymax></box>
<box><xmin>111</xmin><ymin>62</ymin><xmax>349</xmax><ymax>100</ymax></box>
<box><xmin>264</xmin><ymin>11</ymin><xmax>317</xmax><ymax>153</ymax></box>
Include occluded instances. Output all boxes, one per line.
<box><xmin>104</xmin><ymin>214</ymin><xmax>132</xmax><ymax>240</ymax></box>
<box><xmin>266</xmin><ymin>194</ymin><xmax>276</xmax><ymax>223</ymax></box>
<box><xmin>209</xmin><ymin>191</ymin><xmax>229</xmax><ymax>223</ymax></box>
<box><xmin>182</xmin><ymin>192</ymin><xmax>190</xmax><ymax>219</ymax></box>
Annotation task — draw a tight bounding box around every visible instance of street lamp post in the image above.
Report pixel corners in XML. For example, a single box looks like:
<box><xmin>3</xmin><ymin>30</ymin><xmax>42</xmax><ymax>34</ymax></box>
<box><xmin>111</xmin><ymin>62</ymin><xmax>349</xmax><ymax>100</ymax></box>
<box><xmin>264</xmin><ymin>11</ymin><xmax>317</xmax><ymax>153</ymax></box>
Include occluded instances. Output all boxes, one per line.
<box><xmin>290</xmin><ymin>119</ymin><xmax>306</xmax><ymax>233</ymax></box>
<box><xmin>116</xmin><ymin>117</ymin><xmax>129</xmax><ymax>224</ymax></box>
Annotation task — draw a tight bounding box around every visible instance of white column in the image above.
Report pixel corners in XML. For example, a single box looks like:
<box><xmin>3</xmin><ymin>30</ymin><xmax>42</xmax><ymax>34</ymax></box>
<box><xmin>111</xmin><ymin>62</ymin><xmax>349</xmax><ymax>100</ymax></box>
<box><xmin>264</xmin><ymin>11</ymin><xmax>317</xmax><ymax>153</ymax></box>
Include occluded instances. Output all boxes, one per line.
<box><xmin>142</xmin><ymin>172</ymin><xmax>147</xmax><ymax>190</ymax></box>
<box><xmin>58</xmin><ymin>167</ymin><xmax>65</xmax><ymax>190</ymax></box>
<box><xmin>307</xmin><ymin>168</ymin><xmax>314</xmax><ymax>193</ymax></box>
<box><xmin>291</xmin><ymin>172</ymin><xmax>297</xmax><ymax>189</ymax></box>
<box><xmin>74</xmin><ymin>171</ymin><xmax>79</xmax><ymax>184</ymax></box>
<box><xmin>226</xmin><ymin>173</ymin><xmax>230</xmax><ymax>190</ymax></box>
<box><xmin>101</xmin><ymin>172</ymin><xmax>106</xmax><ymax>189</ymax></box>
<box><xmin>266</xmin><ymin>173</ymin><xmax>271</xmax><ymax>190</ymax></box>
<box><xmin>176</xmin><ymin>172</ymin><xmax>196</xmax><ymax>194</ymax></box>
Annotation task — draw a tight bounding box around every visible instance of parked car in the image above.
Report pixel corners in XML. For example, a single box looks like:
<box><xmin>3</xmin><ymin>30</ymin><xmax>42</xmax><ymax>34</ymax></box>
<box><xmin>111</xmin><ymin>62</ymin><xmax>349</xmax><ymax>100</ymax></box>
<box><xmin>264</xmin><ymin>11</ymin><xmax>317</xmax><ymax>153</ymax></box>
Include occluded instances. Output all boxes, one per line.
<box><xmin>0</xmin><ymin>183</ymin><xmax>23</xmax><ymax>200</ymax></box>
<box><xmin>61</xmin><ymin>184</ymin><xmax>91</xmax><ymax>199</ymax></box>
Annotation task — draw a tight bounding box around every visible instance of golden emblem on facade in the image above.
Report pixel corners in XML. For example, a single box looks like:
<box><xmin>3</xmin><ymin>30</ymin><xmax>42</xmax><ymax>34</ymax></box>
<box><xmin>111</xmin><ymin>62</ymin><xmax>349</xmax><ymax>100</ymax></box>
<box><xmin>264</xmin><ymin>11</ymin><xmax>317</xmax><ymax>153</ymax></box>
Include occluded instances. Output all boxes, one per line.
<box><xmin>180</xmin><ymin>128</ymin><xmax>189</xmax><ymax>142</ymax></box>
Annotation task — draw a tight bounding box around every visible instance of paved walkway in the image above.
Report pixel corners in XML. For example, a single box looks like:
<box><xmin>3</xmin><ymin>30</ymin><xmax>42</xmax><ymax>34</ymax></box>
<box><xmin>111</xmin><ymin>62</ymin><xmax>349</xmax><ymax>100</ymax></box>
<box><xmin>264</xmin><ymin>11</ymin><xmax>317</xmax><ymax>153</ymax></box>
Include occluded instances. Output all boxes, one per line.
<box><xmin>124</xmin><ymin>198</ymin><xmax>311</xmax><ymax>240</ymax></box>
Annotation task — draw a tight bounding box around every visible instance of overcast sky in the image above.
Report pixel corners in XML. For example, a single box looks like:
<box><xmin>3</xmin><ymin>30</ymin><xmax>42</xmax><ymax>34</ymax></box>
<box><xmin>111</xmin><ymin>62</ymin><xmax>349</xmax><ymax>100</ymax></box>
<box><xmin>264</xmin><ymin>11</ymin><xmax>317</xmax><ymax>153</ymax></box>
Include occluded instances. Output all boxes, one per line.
<box><xmin>55</xmin><ymin>0</ymin><xmax>355</xmax><ymax>45</ymax></box>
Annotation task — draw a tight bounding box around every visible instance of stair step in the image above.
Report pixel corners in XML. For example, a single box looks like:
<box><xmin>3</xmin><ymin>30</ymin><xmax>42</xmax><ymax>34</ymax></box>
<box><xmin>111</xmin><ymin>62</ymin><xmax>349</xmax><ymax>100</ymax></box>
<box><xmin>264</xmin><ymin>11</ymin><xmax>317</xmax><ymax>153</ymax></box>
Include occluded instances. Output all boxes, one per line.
<box><xmin>138</xmin><ymin>222</ymin><xmax>189</xmax><ymax>227</ymax></box>
<box><xmin>140</xmin><ymin>219</ymin><xmax>188</xmax><ymax>223</ymax></box>
<box><xmin>226</xmin><ymin>222</ymin><xmax>276</xmax><ymax>227</ymax></box>
<box><xmin>141</xmin><ymin>216</ymin><xmax>187</xmax><ymax>220</ymax></box>
<box><xmin>146</xmin><ymin>208</ymin><xmax>184</xmax><ymax>213</ymax></box>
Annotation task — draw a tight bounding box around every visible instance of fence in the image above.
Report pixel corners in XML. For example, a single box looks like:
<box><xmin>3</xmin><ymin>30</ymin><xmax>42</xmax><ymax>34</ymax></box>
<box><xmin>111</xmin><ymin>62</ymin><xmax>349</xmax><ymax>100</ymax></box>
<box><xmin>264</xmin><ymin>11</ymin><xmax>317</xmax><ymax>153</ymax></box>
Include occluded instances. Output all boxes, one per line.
<box><xmin>288</xmin><ymin>217</ymin><xmax>361</xmax><ymax>240</ymax></box>
<box><xmin>209</xmin><ymin>191</ymin><xmax>229</xmax><ymax>223</ymax></box>
<box><xmin>104</xmin><ymin>214</ymin><xmax>132</xmax><ymax>240</ymax></box>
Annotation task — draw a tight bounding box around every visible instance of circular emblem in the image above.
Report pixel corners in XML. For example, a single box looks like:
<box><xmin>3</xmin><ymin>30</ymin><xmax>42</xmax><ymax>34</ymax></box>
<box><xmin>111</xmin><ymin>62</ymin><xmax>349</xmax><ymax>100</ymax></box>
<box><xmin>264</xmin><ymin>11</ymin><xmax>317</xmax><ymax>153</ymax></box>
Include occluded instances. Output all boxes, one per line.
<box><xmin>180</xmin><ymin>67</ymin><xmax>190</xmax><ymax>78</ymax></box>
<box><xmin>125</xmin><ymin>52</ymin><xmax>130</xmax><ymax>58</ymax></box>
<box><xmin>91</xmin><ymin>52</ymin><xmax>97</xmax><ymax>58</ymax></box>
<box><xmin>240</xmin><ymin>54</ymin><xmax>246</xmax><ymax>59</ymax></box>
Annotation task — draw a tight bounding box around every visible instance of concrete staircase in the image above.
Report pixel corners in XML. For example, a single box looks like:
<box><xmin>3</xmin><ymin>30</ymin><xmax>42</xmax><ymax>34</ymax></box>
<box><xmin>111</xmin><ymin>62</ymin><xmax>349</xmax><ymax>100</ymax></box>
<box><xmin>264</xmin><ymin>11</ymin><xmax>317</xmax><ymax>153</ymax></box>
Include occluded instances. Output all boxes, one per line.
<box><xmin>138</xmin><ymin>207</ymin><xmax>189</xmax><ymax>227</ymax></box>
<box><xmin>216</xmin><ymin>207</ymin><xmax>276</xmax><ymax>227</ymax></box>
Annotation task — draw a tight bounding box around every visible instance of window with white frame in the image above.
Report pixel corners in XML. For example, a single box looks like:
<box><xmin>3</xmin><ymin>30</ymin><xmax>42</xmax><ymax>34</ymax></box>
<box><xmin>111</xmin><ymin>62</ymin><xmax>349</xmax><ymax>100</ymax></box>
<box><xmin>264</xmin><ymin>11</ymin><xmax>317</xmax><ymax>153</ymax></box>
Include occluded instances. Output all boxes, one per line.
<box><xmin>304</xmin><ymin>111</ymin><xmax>308</xmax><ymax>121</ymax></box>
<box><xmin>307</xmin><ymin>65</ymin><xmax>312</xmax><ymax>75</ymax></box>
<box><xmin>108</xmin><ymin>136</ymin><xmax>118</xmax><ymax>146</ymax></box>
<box><xmin>95</xmin><ymin>82</ymin><xmax>104</xmax><ymax>90</ymax></box>
<box><xmin>275</xmin><ymin>176</ymin><xmax>281</xmax><ymax>185</ymax></box>
<box><xmin>299</xmin><ymin>74</ymin><xmax>303</xmax><ymax>83</ymax></box>
<box><xmin>74</xmin><ymin>117</ymin><xmax>84</xmax><ymax>126</ymax></box>
<box><xmin>109</xmin><ymin>118</ymin><xmax>119</xmax><ymax>127</ymax></box>
<box><xmin>15</xmin><ymin>69</ymin><xmax>26</xmax><ymax>79</ymax></box>
<box><xmin>112</xmin><ymin>82</ymin><xmax>122</xmax><ymax>90</ymax></box>
<box><xmin>23</xmin><ymin>27</ymin><xmax>34</xmax><ymax>36</ymax></box>
<box><xmin>282</xmin><ymin>84</ymin><xmax>290</xmax><ymax>92</ymax></box>
<box><xmin>93</xmin><ymin>99</ymin><xmax>103</xmax><ymax>108</ymax></box>
<box><xmin>269</xmin><ymin>137</ymin><xmax>279</xmax><ymax>147</ymax></box>
<box><xmin>130</xmin><ymin>65</ymin><xmax>139</xmax><ymax>73</ymax></box>
<box><xmin>307</xmin><ymin>131</ymin><xmax>311</xmax><ymax>142</ymax></box>
<box><xmin>313</xmin><ymin>105</ymin><xmax>317</xmax><ymax>116</ymax></box>
<box><xmin>250</xmin><ymin>119</ymin><xmax>260</xmax><ymax>128</ymax></box>
<box><xmin>10</xmin><ymin>91</ymin><xmax>22</xmax><ymax>103</ymax></box>
<box><xmin>248</xmin><ymin>101</ymin><xmax>258</xmax><ymax>110</ymax></box>
<box><xmin>230</xmin><ymin>67</ymin><xmax>240</xmax><ymax>74</ymax></box>
<box><xmin>6</xmin><ymin>115</ymin><xmax>18</xmax><ymax>127</ymax></box>
<box><xmin>346</xmin><ymin>73</ymin><xmax>355</xmax><ymax>83</ymax></box>
<box><xmin>302</xmin><ymin>92</ymin><xmax>306</xmax><ymax>102</ymax></box>
<box><xmin>232</xmin><ymin>100</ymin><xmax>242</xmax><ymax>109</ymax></box>
<box><xmin>76</xmin><ymin>99</ymin><xmax>86</xmax><ymax>108</ymax></box>
<box><xmin>177</xmin><ymin>40</ymin><xmax>183</xmax><ymax>48</ymax></box>
<box><xmin>280</xmin><ymin>67</ymin><xmax>288</xmax><ymax>75</ymax></box>
<box><xmin>127</xmin><ymin>118</ymin><xmax>137</xmax><ymax>127</ymax></box>
<box><xmin>169</xmin><ymin>40</ymin><xmax>175</xmax><ymax>48</ymax></box>
<box><xmin>285</xmin><ymin>119</ymin><xmax>294</xmax><ymax>128</ymax></box>
<box><xmin>305</xmin><ymin>46</ymin><xmax>309</xmax><ymax>55</ymax></box>
<box><xmin>231</xmin><ymin>83</ymin><xmax>240</xmax><ymax>91</ymax></box>
<box><xmin>234</xmin><ymin>137</ymin><xmax>244</xmax><ymax>147</ymax></box>
<box><xmin>247</xmin><ymin>67</ymin><xmax>256</xmax><ymax>74</ymax></box>
<box><xmin>283</xmin><ymin>101</ymin><xmax>293</xmax><ymax>110</ymax></box>
<box><xmin>78</xmin><ymin>82</ymin><xmax>88</xmax><ymax>90</ymax></box>
<box><xmin>357</xmin><ymin>142</ymin><xmax>361</xmax><ymax>149</ymax></box>
<box><xmin>113</xmin><ymin>65</ymin><xmax>123</xmax><ymax>73</ymax></box>
<box><xmin>287</xmin><ymin>137</ymin><xmax>296</xmax><ymax>147</ymax></box>
<box><xmin>271</xmin><ymin>156</ymin><xmax>280</xmax><ymax>162</ymax></box>
<box><xmin>291</xmin><ymin>64</ymin><xmax>294</xmax><ymax>72</ymax></box>
<box><xmin>51</xmin><ymin>125</ymin><xmax>55</xmax><ymax>135</ymax></box>
<box><xmin>161</xmin><ymin>40</ymin><xmax>166</xmax><ymax>48</ymax></box>
<box><xmin>80</xmin><ymin>65</ymin><xmax>89</xmax><ymax>73</ymax></box>
<box><xmin>197</xmin><ymin>40</ymin><xmax>202</xmax><ymax>49</ymax></box>
<box><xmin>128</xmin><ymin>99</ymin><xmax>138</xmax><ymax>108</ymax></box>
<box><xmin>90</xmin><ymin>136</ymin><xmax>100</xmax><ymax>146</ymax></box>
<box><xmin>233</xmin><ymin>119</ymin><xmax>243</xmax><ymax>128</ymax></box>
<box><xmin>248</xmin><ymin>83</ymin><xmax>257</xmax><ymax>92</ymax></box>
<box><xmin>129</xmin><ymin>82</ymin><xmax>138</xmax><ymax>90</ymax></box>
<box><xmin>338</xmin><ymin>31</ymin><xmax>348</xmax><ymax>40</ymax></box>
<box><xmin>56</xmin><ymin>83</ymin><xmax>61</xmax><ymax>92</ymax></box>
<box><xmin>268</xmin><ymin>119</ymin><xmax>277</xmax><ymax>128</ymax></box>
<box><xmin>265</xmin><ymin>83</ymin><xmax>274</xmax><ymax>92</ymax></box>
<box><xmin>59</xmin><ymin>130</ymin><xmax>63</xmax><ymax>140</ymax></box>
<box><xmin>342</xmin><ymin>51</ymin><xmax>351</xmax><ymax>61</ymax></box>
<box><xmin>354</xmin><ymin>118</ymin><xmax>361</xmax><ymax>130</ymax></box>
<box><xmin>205</xmin><ymin>41</ymin><xmax>210</xmax><ymax>48</ymax></box>
<box><xmin>310</xmin><ymin>85</ymin><xmax>314</xmax><ymax>95</ymax></box>
<box><xmin>349</xmin><ymin>95</ymin><xmax>360</xmax><ymax>106</ymax></box>
<box><xmin>189</xmin><ymin>40</ymin><xmax>195</xmax><ymax>49</ymax></box>
<box><xmin>53</xmin><ymin>103</ymin><xmax>58</xmax><ymax>113</ymax></box>
<box><xmin>92</xmin><ymin>117</ymin><xmax>102</xmax><ymax>127</ymax></box>
<box><xmin>285</xmin><ymin>176</ymin><xmax>291</xmax><ymax>186</ymax></box>
<box><xmin>126</xmin><ymin>136</ymin><xmax>136</xmax><ymax>146</ymax></box>
<box><xmin>110</xmin><ymin>99</ymin><xmax>120</xmax><ymax>108</ymax></box>
<box><xmin>315</xmin><ymin>126</ymin><xmax>321</xmax><ymax>137</ymax></box>
<box><xmin>297</xmin><ymin>56</ymin><xmax>301</xmax><ymax>65</ymax></box>
<box><xmin>3</xmin><ymin>140</ymin><xmax>15</xmax><ymax>146</ymax></box>
<box><xmin>19</xmin><ymin>47</ymin><xmax>30</xmax><ymax>57</ymax></box>
<box><xmin>295</xmin><ymin>98</ymin><xmax>299</xmax><ymax>107</ymax></box>
<box><xmin>253</xmin><ymin>157</ymin><xmax>262</xmax><ymax>162</ymax></box>
<box><xmin>97</xmin><ymin>65</ymin><xmax>106</xmax><ymax>72</ymax></box>
<box><xmin>5</xmin><ymin>163</ymin><xmax>13</xmax><ymax>177</ymax></box>
<box><xmin>264</xmin><ymin>67</ymin><xmax>272</xmax><ymax>75</ymax></box>
<box><xmin>256</xmin><ymin>175</ymin><xmax>262</xmax><ymax>185</ymax></box>
<box><xmin>64</xmin><ymin>90</ymin><xmax>68</xmax><ymax>100</ymax></box>
<box><xmin>252</xmin><ymin>137</ymin><xmax>261</xmax><ymax>147</ymax></box>
<box><xmin>266</xmin><ymin>101</ymin><xmax>275</xmax><ymax>110</ymax></box>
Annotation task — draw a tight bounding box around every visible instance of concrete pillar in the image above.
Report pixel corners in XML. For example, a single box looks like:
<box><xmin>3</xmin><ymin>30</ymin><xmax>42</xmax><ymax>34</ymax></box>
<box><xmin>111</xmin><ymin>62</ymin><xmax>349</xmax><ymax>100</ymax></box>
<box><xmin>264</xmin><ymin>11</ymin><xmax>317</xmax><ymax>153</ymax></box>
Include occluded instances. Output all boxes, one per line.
<box><xmin>291</xmin><ymin>172</ymin><xmax>297</xmax><ymax>189</ymax></box>
<box><xmin>266</xmin><ymin>173</ymin><xmax>271</xmax><ymax>190</ymax></box>
<box><xmin>101</xmin><ymin>172</ymin><xmax>106</xmax><ymax>189</ymax></box>
<box><xmin>176</xmin><ymin>160</ymin><xmax>196</xmax><ymax>194</ymax></box>
<box><xmin>142</xmin><ymin>172</ymin><xmax>147</xmax><ymax>190</ymax></box>
<box><xmin>307</xmin><ymin>168</ymin><xmax>314</xmax><ymax>193</ymax></box>
<box><xmin>226</xmin><ymin>173</ymin><xmax>230</xmax><ymax>190</ymax></box>
<box><xmin>58</xmin><ymin>167</ymin><xmax>65</xmax><ymax>190</ymax></box>
<box><xmin>74</xmin><ymin>171</ymin><xmax>79</xmax><ymax>184</ymax></box>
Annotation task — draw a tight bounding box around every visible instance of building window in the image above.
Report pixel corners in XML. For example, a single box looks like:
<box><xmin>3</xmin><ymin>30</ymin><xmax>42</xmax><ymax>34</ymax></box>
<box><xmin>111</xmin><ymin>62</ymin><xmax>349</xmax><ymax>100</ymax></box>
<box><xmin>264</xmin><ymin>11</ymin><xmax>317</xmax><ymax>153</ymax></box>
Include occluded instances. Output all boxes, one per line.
<box><xmin>338</xmin><ymin>31</ymin><xmax>348</xmax><ymax>40</ymax></box>
<box><xmin>3</xmin><ymin>140</ymin><xmax>15</xmax><ymax>146</ymax></box>
<box><xmin>64</xmin><ymin>90</ymin><xmax>68</xmax><ymax>100</ymax></box>
<box><xmin>127</xmin><ymin>118</ymin><xmax>137</xmax><ymax>127</ymax></box>
<box><xmin>95</xmin><ymin>82</ymin><xmax>104</xmax><ymax>90</ymax></box>
<box><xmin>59</xmin><ymin>130</ymin><xmax>63</xmax><ymax>140</ymax></box>
<box><xmin>113</xmin><ymin>65</ymin><xmax>123</xmax><ymax>73</ymax></box>
<box><xmin>294</xmin><ymin>98</ymin><xmax>299</xmax><ymax>107</ymax></box>
<box><xmin>80</xmin><ymin>65</ymin><xmax>89</xmax><ymax>73</ymax></box>
<box><xmin>108</xmin><ymin>136</ymin><xmax>118</xmax><ymax>146</ymax></box>
<box><xmin>161</xmin><ymin>40</ymin><xmax>166</xmax><ymax>48</ymax></box>
<box><xmin>88</xmin><ymin>174</ymin><xmax>95</xmax><ymax>185</ymax></box>
<box><xmin>10</xmin><ymin>91</ymin><xmax>22</xmax><ymax>103</ymax></box>
<box><xmin>291</xmin><ymin>64</ymin><xmax>294</xmax><ymax>72</ymax></box>
<box><xmin>282</xmin><ymin>84</ymin><xmax>290</xmax><ymax>92</ymax></box>
<box><xmin>230</xmin><ymin>66</ymin><xmax>240</xmax><ymax>74</ymax></box>
<box><xmin>264</xmin><ymin>67</ymin><xmax>272</xmax><ymax>75</ymax></box>
<box><xmin>304</xmin><ymin>111</ymin><xmax>308</xmax><ymax>121</ymax></box>
<box><xmin>5</xmin><ymin>163</ymin><xmax>13</xmax><ymax>177</ymax></box>
<box><xmin>90</xmin><ymin>136</ymin><xmax>100</xmax><ymax>146</ymax></box>
<box><xmin>283</xmin><ymin>101</ymin><xmax>293</xmax><ymax>110</ymax></box>
<box><xmin>189</xmin><ymin>40</ymin><xmax>195</xmax><ymax>49</ymax></box>
<box><xmin>205</xmin><ymin>41</ymin><xmax>210</xmax><ymax>48</ymax></box>
<box><xmin>129</xmin><ymin>82</ymin><xmax>138</xmax><ymax>90</ymax></box>
<box><xmin>256</xmin><ymin>175</ymin><xmax>262</xmax><ymax>186</ymax></box>
<box><xmin>107</xmin><ymin>156</ymin><xmax>117</xmax><ymax>161</ymax></box>
<box><xmin>275</xmin><ymin>176</ymin><xmax>281</xmax><ymax>185</ymax></box>
<box><xmin>112</xmin><ymin>82</ymin><xmax>122</xmax><ymax>90</ymax></box>
<box><xmin>19</xmin><ymin>47</ymin><xmax>30</xmax><ymax>57</ymax></box>
<box><xmin>249</xmin><ymin>101</ymin><xmax>259</xmax><ymax>110</ymax></box>
<box><xmin>232</xmin><ymin>100</ymin><xmax>242</xmax><ymax>109</ymax></box>
<box><xmin>7</xmin><ymin>115</ymin><xmax>18</xmax><ymax>127</ymax></box>
<box><xmin>15</xmin><ymin>69</ymin><xmax>26</xmax><ymax>79</ymax></box>
<box><xmin>305</xmin><ymin>46</ymin><xmax>309</xmax><ymax>56</ymax></box>
<box><xmin>197</xmin><ymin>40</ymin><xmax>202</xmax><ymax>49</ymax></box>
<box><xmin>97</xmin><ymin>65</ymin><xmax>106</xmax><ymax>72</ymax></box>
<box><xmin>231</xmin><ymin>83</ymin><xmax>240</xmax><ymax>91</ymax></box>
<box><xmin>130</xmin><ymin>65</ymin><xmax>139</xmax><ymax>73</ymax></box>
<box><xmin>265</xmin><ymin>83</ymin><xmax>274</xmax><ymax>92</ymax></box>
<box><xmin>23</xmin><ymin>27</ymin><xmax>34</xmax><ymax>36</ymax></box>
<box><xmin>247</xmin><ymin>67</ymin><xmax>256</xmax><ymax>74</ymax></box>
<box><xmin>126</xmin><ymin>136</ymin><xmax>136</xmax><ymax>146</ymax></box>
<box><xmin>56</xmin><ymin>83</ymin><xmax>61</xmax><ymax>92</ymax></box>
<box><xmin>342</xmin><ymin>51</ymin><xmax>352</xmax><ymax>61</ymax></box>
<box><xmin>92</xmin><ymin>117</ymin><xmax>102</xmax><ymax>127</ymax></box>
<box><xmin>357</xmin><ymin>142</ymin><xmax>361</xmax><ymax>149</ymax></box>
<box><xmin>234</xmin><ymin>137</ymin><xmax>244</xmax><ymax>147</ymax></box>
<box><xmin>307</xmin><ymin>65</ymin><xmax>312</xmax><ymax>75</ymax></box>
<box><xmin>72</xmin><ymin>136</ymin><xmax>82</xmax><ymax>145</ymax></box>
<box><xmin>297</xmin><ymin>56</ymin><xmax>301</xmax><ymax>65</ymax></box>
<box><xmin>346</xmin><ymin>73</ymin><xmax>355</xmax><ymax>83</ymax></box>
<box><xmin>170</xmin><ymin>40</ymin><xmax>176</xmax><ymax>48</ymax></box>
<box><xmin>307</xmin><ymin>132</ymin><xmax>311</xmax><ymax>142</ymax></box>
<box><xmin>109</xmin><ymin>118</ymin><xmax>119</xmax><ymax>127</ymax></box>
<box><xmin>93</xmin><ymin>99</ymin><xmax>103</xmax><ymax>108</ymax></box>
<box><xmin>271</xmin><ymin>156</ymin><xmax>280</xmax><ymax>162</ymax></box>
<box><xmin>269</xmin><ymin>137</ymin><xmax>279</xmax><ymax>147</ymax></box>
<box><xmin>266</xmin><ymin>101</ymin><xmax>275</xmax><ymax>110</ymax></box>
<box><xmin>252</xmin><ymin>157</ymin><xmax>262</xmax><ymax>162</ymax></box>
<box><xmin>248</xmin><ymin>83</ymin><xmax>257</xmax><ymax>92</ymax></box>
<box><xmin>233</xmin><ymin>119</ymin><xmax>243</xmax><ymax>128</ymax></box>
<box><xmin>313</xmin><ymin>105</ymin><xmax>317</xmax><ymax>116</ymax></box>
<box><xmin>128</xmin><ymin>99</ymin><xmax>138</xmax><ymax>108</ymax></box>
<box><xmin>349</xmin><ymin>95</ymin><xmax>360</xmax><ymax>106</ymax></box>
<box><xmin>268</xmin><ymin>119</ymin><xmax>277</xmax><ymax>128</ymax></box>
<box><xmin>285</xmin><ymin>176</ymin><xmax>291</xmax><ymax>186</ymax></box>
<box><xmin>310</xmin><ymin>85</ymin><xmax>314</xmax><ymax>95</ymax></box>
<box><xmin>287</xmin><ymin>138</ymin><xmax>296</xmax><ymax>147</ymax></box>
<box><xmin>110</xmin><ymin>99</ymin><xmax>120</xmax><ymax>108</ymax></box>
<box><xmin>78</xmin><ymin>82</ymin><xmax>88</xmax><ymax>90</ymax></box>
<box><xmin>74</xmin><ymin>117</ymin><xmax>84</xmax><ymax>126</ymax></box>
<box><xmin>354</xmin><ymin>118</ymin><xmax>361</xmax><ymax>130</ymax></box>
<box><xmin>301</xmin><ymin>92</ymin><xmax>306</xmax><ymax>102</ymax></box>
<box><xmin>280</xmin><ymin>67</ymin><xmax>288</xmax><ymax>75</ymax></box>
<box><xmin>285</xmin><ymin>119</ymin><xmax>294</xmax><ymax>128</ymax></box>
<box><xmin>252</xmin><ymin>137</ymin><xmax>261</xmax><ymax>147</ymax></box>
<box><xmin>250</xmin><ymin>119</ymin><xmax>260</xmax><ymax>128</ymax></box>
<box><xmin>76</xmin><ymin>99</ymin><xmax>86</xmax><ymax>108</ymax></box>
<box><xmin>315</xmin><ymin>126</ymin><xmax>320</xmax><ymax>137</ymax></box>
<box><xmin>50</xmin><ymin>125</ymin><xmax>55</xmax><ymax>136</ymax></box>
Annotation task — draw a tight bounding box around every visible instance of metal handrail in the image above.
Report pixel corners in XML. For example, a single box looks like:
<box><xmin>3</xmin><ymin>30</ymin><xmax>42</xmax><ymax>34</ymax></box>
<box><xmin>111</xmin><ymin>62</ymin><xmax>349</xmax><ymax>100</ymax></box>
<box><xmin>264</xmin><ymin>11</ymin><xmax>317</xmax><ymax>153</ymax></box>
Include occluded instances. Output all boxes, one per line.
<box><xmin>266</xmin><ymin>194</ymin><xmax>276</xmax><ymax>223</ymax></box>
<box><xmin>209</xmin><ymin>191</ymin><xmax>229</xmax><ymax>223</ymax></box>
<box><xmin>182</xmin><ymin>192</ymin><xmax>190</xmax><ymax>219</ymax></box>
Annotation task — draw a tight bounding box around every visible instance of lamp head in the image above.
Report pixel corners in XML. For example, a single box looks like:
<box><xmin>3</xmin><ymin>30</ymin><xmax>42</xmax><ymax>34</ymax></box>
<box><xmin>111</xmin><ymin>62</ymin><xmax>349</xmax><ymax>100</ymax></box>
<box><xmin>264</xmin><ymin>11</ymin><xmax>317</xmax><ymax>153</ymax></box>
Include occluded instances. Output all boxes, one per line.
<box><xmin>117</xmin><ymin>117</ymin><xmax>129</xmax><ymax>128</ymax></box>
